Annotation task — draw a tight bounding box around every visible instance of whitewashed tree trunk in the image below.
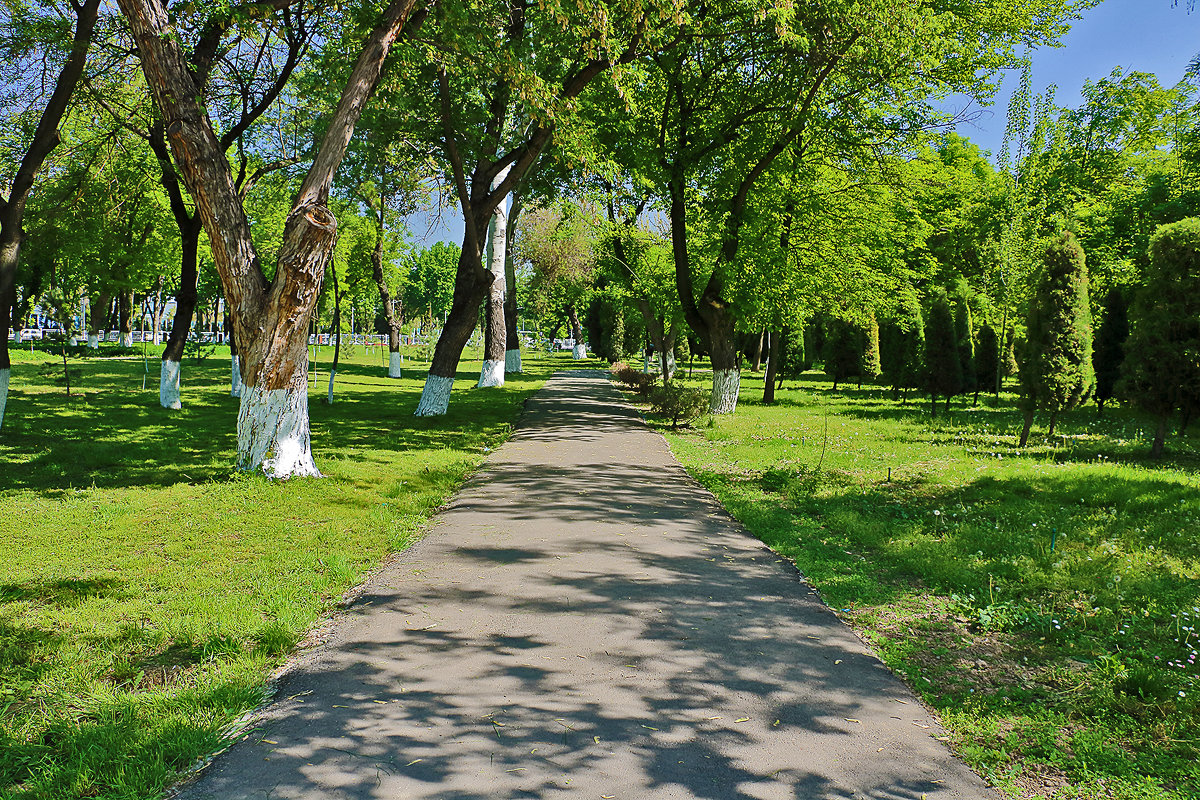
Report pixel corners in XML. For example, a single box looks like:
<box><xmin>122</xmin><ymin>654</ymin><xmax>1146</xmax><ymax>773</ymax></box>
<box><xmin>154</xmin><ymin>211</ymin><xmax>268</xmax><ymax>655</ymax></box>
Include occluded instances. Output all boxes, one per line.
<box><xmin>505</xmin><ymin>348</ymin><xmax>521</xmax><ymax>373</ymax></box>
<box><xmin>477</xmin><ymin>359</ymin><xmax>504</xmax><ymax>387</ymax></box>
<box><xmin>664</xmin><ymin>350</ymin><xmax>676</xmax><ymax>381</ymax></box>
<box><xmin>159</xmin><ymin>358</ymin><xmax>182</xmax><ymax>409</ymax></box>
<box><xmin>87</xmin><ymin>334</ymin><xmax>99</xmax><ymax>349</ymax></box>
<box><xmin>236</xmin><ymin>381</ymin><xmax>321</xmax><ymax>478</ymax></box>
<box><xmin>711</xmin><ymin>368</ymin><xmax>741</xmax><ymax>414</ymax></box>
<box><xmin>573</xmin><ymin>343</ymin><xmax>587</xmax><ymax>360</ymax></box>
<box><xmin>119</xmin><ymin>332</ymin><xmax>133</xmax><ymax>347</ymax></box>
<box><xmin>478</xmin><ymin>165</ymin><xmax>510</xmax><ymax>388</ymax></box>
<box><xmin>231</xmin><ymin>355</ymin><xmax>241</xmax><ymax>397</ymax></box>
<box><xmin>0</xmin><ymin>368</ymin><xmax>9</xmax><ymax>430</ymax></box>
<box><xmin>388</xmin><ymin>351</ymin><xmax>402</xmax><ymax>378</ymax></box>
<box><xmin>326</xmin><ymin>369</ymin><xmax>336</xmax><ymax>405</ymax></box>
<box><xmin>415</xmin><ymin>373</ymin><xmax>453</xmax><ymax>416</ymax></box>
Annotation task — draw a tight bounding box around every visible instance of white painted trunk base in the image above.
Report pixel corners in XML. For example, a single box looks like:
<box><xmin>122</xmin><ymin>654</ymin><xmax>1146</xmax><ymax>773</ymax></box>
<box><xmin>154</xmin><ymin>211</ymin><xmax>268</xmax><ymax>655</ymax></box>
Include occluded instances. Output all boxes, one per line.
<box><xmin>327</xmin><ymin>369</ymin><xmax>337</xmax><ymax>404</ymax></box>
<box><xmin>505</xmin><ymin>348</ymin><xmax>522</xmax><ymax>373</ymax></box>
<box><xmin>388</xmin><ymin>351</ymin><xmax>403</xmax><ymax>378</ymax></box>
<box><xmin>664</xmin><ymin>351</ymin><xmax>677</xmax><ymax>381</ymax></box>
<box><xmin>573</xmin><ymin>344</ymin><xmax>587</xmax><ymax>360</ymax></box>
<box><xmin>477</xmin><ymin>359</ymin><xmax>505</xmax><ymax>388</ymax></box>
<box><xmin>231</xmin><ymin>356</ymin><xmax>242</xmax><ymax>397</ymax></box>
<box><xmin>236</xmin><ymin>384</ymin><xmax>321</xmax><ymax>479</ymax></box>
<box><xmin>87</xmin><ymin>334</ymin><xmax>99</xmax><ymax>349</ymax></box>
<box><xmin>159</xmin><ymin>359</ymin><xmax>182</xmax><ymax>409</ymax></box>
<box><xmin>119</xmin><ymin>332</ymin><xmax>133</xmax><ymax>347</ymax></box>
<box><xmin>0</xmin><ymin>368</ymin><xmax>9</xmax><ymax>430</ymax></box>
<box><xmin>710</xmin><ymin>368</ymin><xmax>741</xmax><ymax>414</ymax></box>
<box><xmin>415</xmin><ymin>374</ymin><xmax>453</xmax><ymax>416</ymax></box>
<box><xmin>69</xmin><ymin>337</ymin><xmax>78</xmax><ymax>346</ymax></box>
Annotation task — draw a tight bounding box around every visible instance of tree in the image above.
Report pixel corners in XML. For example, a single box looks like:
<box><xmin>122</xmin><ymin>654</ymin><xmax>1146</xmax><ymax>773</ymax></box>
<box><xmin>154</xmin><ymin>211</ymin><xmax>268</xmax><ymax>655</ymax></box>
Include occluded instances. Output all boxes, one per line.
<box><xmin>1093</xmin><ymin>288</ymin><xmax>1129</xmax><ymax>414</ymax></box>
<box><xmin>0</xmin><ymin>0</ymin><xmax>102</xmax><ymax>431</ymax></box>
<box><xmin>881</xmin><ymin>292</ymin><xmax>925</xmax><ymax>403</ymax></box>
<box><xmin>925</xmin><ymin>293</ymin><xmax>962</xmax><ymax>417</ymax></box>
<box><xmin>1119</xmin><ymin>218</ymin><xmax>1200</xmax><ymax>457</ymax></box>
<box><xmin>1018</xmin><ymin>231</ymin><xmax>1095</xmax><ymax>446</ymax></box>
<box><xmin>954</xmin><ymin>290</ymin><xmax>978</xmax><ymax>404</ymax></box>
<box><xmin>117</xmin><ymin>0</ymin><xmax>423</xmax><ymax>477</ymax></box>
<box><xmin>518</xmin><ymin>204</ymin><xmax>598</xmax><ymax>359</ymax></box>
<box><xmin>975</xmin><ymin>324</ymin><xmax>1001</xmax><ymax>402</ymax></box>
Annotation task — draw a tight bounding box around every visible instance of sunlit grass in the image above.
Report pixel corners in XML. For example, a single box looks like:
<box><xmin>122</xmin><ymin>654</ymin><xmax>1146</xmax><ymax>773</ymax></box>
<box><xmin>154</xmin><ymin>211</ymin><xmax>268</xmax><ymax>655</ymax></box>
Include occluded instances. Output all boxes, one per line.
<box><xmin>657</xmin><ymin>369</ymin><xmax>1200</xmax><ymax>800</ymax></box>
<box><xmin>0</xmin><ymin>342</ymin><xmax>573</xmax><ymax>800</ymax></box>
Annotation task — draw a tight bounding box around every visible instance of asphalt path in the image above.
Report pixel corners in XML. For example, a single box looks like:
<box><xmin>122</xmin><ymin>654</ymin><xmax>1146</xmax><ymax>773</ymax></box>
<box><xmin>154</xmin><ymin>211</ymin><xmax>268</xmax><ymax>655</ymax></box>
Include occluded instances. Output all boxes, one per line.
<box><xmin>174</xmin><ymin>369</ymin><xmax>998</xmax><ymax>800</ymax></box>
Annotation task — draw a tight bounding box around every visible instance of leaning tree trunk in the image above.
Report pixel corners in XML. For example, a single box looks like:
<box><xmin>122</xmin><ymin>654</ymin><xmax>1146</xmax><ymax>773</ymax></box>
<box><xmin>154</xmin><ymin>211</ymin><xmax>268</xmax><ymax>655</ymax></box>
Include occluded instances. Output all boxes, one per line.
<box><xmin>0</xmin><ymin>0</ymin><xmax>101</xmax><ymax>432</ymax></box>
<box><xmin>763</xmin><ymin>329</ymin><xmax>780</xmax><ymax>404</ymax></box>
<box><xmin>415</xmin><ymin>245</ymin><xmax>491</xmax><ymax>415</ymax></box>
<box><xmin>478</xmin><ymin>168</ymin><xmax>511</xmax><ymax>388</ymax></box>
<box><xmin>159</xmin><ymin>219</ymin><xmax>200</xmax><ymax>409</ymax></box>
<box><xmin>118</xmin><ymin>0</ymin><xmax>419</xmax><ymax>476</ymax></box>
<box><xmin>567</xmin><ymin>304</ymin><xmax>586</xmax><ymax>360</ymax></box>
<box><xmin>1019</xmin><ymin>408</ymin><xmax>1034</xmax><ymax>447</ymax></box>
<box><xmin>504</xmin><ymin>195</ymin><xmax>523</xmax><ymax>373</ymax></box>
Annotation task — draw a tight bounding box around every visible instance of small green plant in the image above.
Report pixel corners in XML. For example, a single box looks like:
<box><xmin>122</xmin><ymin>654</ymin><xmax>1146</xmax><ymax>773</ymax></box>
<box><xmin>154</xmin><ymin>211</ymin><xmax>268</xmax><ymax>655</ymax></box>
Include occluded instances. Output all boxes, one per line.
<box><xmin>649</xmin><ymin>383</ymin><xmax>709</xmax><ymax>429</ymax></box>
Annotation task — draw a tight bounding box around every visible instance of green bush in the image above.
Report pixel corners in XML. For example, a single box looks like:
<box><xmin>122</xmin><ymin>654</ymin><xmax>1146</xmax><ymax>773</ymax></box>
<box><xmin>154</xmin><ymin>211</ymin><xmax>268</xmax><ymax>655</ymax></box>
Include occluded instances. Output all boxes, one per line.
<box><xmin>648</xmin><ymin>383</ymin><xmax>709</xmax><ymax>428</ymax></box>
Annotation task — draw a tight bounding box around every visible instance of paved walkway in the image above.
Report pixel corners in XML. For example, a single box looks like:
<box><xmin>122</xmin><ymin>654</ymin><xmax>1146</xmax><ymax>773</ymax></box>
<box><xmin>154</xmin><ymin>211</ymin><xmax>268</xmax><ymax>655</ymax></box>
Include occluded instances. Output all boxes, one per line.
<box><xmin>176</xmin><ymin>371</ymin><xmax>998</xmax><ymax>800</ymax></box>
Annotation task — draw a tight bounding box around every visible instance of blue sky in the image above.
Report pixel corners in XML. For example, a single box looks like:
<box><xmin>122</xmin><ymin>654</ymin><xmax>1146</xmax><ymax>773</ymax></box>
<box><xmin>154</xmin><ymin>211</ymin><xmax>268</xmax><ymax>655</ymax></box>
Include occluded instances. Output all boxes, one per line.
<box><xmin>406</xmin><ymin>0</ymin><xmax>1200</xmax><ymax>246</ymax></box>
<box><xmin>953</xmin><ymin>0</ymin><xmax>1200</xmax><ymax>158</ymax></box>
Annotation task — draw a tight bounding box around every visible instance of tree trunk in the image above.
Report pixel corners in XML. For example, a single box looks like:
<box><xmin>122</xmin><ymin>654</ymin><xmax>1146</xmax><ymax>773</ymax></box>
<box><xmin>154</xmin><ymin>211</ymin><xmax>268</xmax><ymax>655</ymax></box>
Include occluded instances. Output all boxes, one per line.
<box><xmin>151</xmin><ymin>275</ymin><xmax>164</xmax><ymax>345</ymax></box>
<box><xmin>118</xmin><ymin>290</ymin><xmax>134</xmax><ymax>347</ymax></box>
<box><xmin>416</xmin><ymin>245</ymin><xmax>491</xmax><ymax>415</ymax></box>
<box><xmin>750</xmin><ymin>330</ymin><xmax>764</xmax><ymax>371</ymax></box>
<box><xmin>119</xmin><ymin>0</ymin><xmax>419</xmax><ymax>475</ymax></box>
<box><xmin>1150</xmin><ymin>414</ymin><xmax>1168</xmax><ymax>459</ymax></box>
<box><xmin>159</xmin><ymin>218</ymin><xmax>200</xmax><ymax>409</ymax></box>
<box><xmin>504</xmin><ymin>195</ymin><xmax>523</xmax><ymax>373</ymax></box>
<box><xmin>369</xmin><ymin>203</ymin><xmax>403</xmax><ymax>378</ymax></box>
<box><xmin>1019</xmin><ymin>409</ymin><xmax>1034</xmax><ymax>447</ymax></box>
<box><xmin>0</xmin><ymin>0</ymin><xmax>102</xmax><ymax>431</ymax></box>
<box><xmin>763</xmin><ymin>330</ymin><xmax>780</xmax><ymax>404</ymax></box>
<box><xmin>1047</xmin><ymin>409</ymin><xmax>1059</xmax><ymax>437</ymax></box>
<box><xmin>931</xmin><ymin>392</ymin><xmax>937</xmax><ymax>418</ymax></box>
<box><xmin>87</xmin><ymin>292</ymin><xmax>110</xmax><ymax>348</ymax></box>
<box><xmin>478</xmin><ymin>166</ymin><xmax>511</xmax><ymax>388</ymax></box>
<box><xmin>707</xmin><ymin>311</ymin><xmax>740</xmax><ymax>414</ymax></box>
<box><xmin>568</xmin><ymin>304</ymin><xmax>586</xmax><ymax>360</ymax></box>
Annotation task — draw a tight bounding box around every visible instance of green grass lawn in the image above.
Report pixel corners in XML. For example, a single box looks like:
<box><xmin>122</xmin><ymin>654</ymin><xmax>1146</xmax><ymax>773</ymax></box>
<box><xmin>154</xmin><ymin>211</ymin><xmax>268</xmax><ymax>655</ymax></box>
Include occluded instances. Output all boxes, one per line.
<box><xmin>654</xmin><ymin>369</ymin><xmax>1199</xmax><ymax>800</ymax></box>
<box><xmin>0</xmin><ymin>342</ymin><xmax>575</xmax><ymax>800</ymax></box>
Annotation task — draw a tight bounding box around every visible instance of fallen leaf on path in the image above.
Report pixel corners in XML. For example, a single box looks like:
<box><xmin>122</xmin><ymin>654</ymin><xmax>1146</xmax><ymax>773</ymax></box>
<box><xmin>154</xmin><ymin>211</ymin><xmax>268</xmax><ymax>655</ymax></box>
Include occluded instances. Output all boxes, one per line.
<box><xmin>735</xmin><ymin>718</ymin><xmax>750</xmax><ymax>723</ymax></box>
<box><xmin>844</xmin><ymin>718</ymin><xmax>860</xmax><ymax>724</ymax></box>
<box><xmin>261</xmin><ymin>739</ymin><xmax>278</xmax><ymax>745</ymax></box>
<box><xmin>405</xmin><ymin>759</ymin><xmax>422</xmax><ymax>767</ymax></box>
<box><xmin>641</xmin><ymin>725</ymin><xmax>659</xmax><ymax>731</ymax></box>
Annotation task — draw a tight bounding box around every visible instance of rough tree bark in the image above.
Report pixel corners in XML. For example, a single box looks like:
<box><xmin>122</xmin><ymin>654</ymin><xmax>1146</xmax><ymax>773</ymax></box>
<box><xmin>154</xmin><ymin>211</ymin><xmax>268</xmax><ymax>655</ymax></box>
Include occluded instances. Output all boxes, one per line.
<box><xmin>0</xmin><ymin>0</ymin><xmax>102</xmax><ymax>430</ymax></box>
<box><xmin>478</xmin><ymin>165</ymin><xmax>512</xmax><ymax>388</ymax></box>
<box><xmin>118</xmin><ymin>290</ymin><xmax>134</xmax><ymax>347</ymax></box>
<box><xmin>763</xmin><ymin>330</ymin><xmax>780</xmax><ymax>404</ymax></box>
<box><xmin>87</xmin><ymin>292</ymin><xmax>111</xmax><ymax>348</ymax></box>
<box><xmin>118</xmin><ymin>0</ymin><xmax>421</xmax><ymax>476</ymax></box>
<box><xmin>504</xmin><ymin>194</ymin><xmax>524</xmax><ymax>373</ymax></box>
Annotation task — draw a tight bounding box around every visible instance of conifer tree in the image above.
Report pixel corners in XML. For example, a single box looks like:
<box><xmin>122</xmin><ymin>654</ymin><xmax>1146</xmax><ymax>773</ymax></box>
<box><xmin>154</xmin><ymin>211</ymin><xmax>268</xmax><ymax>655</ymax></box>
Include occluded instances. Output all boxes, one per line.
<box><xmin>824</xmin><ymin>317</ymin><xmax>860</xmax><ymax>391</ymax></box>
<box><xmin>881</xmin><ymin>294</ymin><xmax>925</xmax><ymax>403</ymax></box>
<box><xmin>1018</xmin><ymin>231</ymin><xmax>1095</xmax><ymax>446</ymax></box>
<box><xmin>925</xmin><ymin>293</ymin><xmax>962</xmax><ymax>417</ymax></box>
<box><xmin>858</xmin><ymin>314</ymin><xmax>882</xmax><ymax>388</ymax></box>
<box><xmin>954</xmin><ymin>293</ymin><xmax>977</xmax><ymax>405</ymax></box>
<box><xmin>1120</xmin><ymin>218</ymin><xmax>1200</xmax><ymax>457</ymax></box>
<box><xmin>1093</xmin><ymin>288</ymin><xmax>1128</xmax><ymax>415</ymax></box>
<box><xmin>975</xmin><ymin>324</ymin><xmax>1000</xmax><ymax>403</ymax></box>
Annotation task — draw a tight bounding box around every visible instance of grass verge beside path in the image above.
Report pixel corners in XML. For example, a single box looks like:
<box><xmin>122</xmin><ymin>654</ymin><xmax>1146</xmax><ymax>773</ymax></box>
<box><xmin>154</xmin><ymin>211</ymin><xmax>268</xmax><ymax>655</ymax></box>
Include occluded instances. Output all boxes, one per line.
<box><xmin>649</xmin><ymin>370</ymin><xmax>1199</xmax><ymax>800</ymax></box>
<box><xmin>0</xmin><ymin>345</ymin><xmax>579</xmax><ymax>800</ymax></box>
